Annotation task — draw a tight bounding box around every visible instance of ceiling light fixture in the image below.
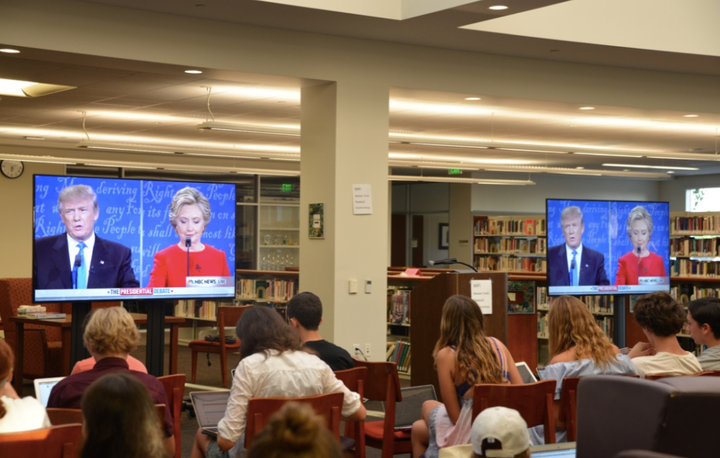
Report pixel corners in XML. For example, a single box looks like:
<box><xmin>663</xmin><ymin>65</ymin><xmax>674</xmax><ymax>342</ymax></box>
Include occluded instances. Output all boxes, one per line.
<box><xmin>185</xmin><ymin>70</ymin><xmax>203</xmax><ymax>74</ymax></box>
<box><xmin>197</xmin><ymin>121</ymin><xmax>300</xmax><ymax>136</ymax></box>
<box><xmin>389</xmin><ymin>175</ymin><xmax>534</xmax><ymax>186</ymax></box>
<box><xmin>0</xmin><ymin>48</ymin><xmax>20</xmax><ymax>54</ymax></box>
<box><xmin>602</xmin><ymin>163</ymin><xmax>699</xmax><ymax>171</ymax></box>
<box><xmin>489</xmin><ymin>5</ymin><xmax>508</xmax><ymax>10</ymax></box>
<box><xmin>684</xmin><ymin>114</ymin><xmax>699</xmax><ymax>118</ymax></box>
<box><xmin>579</xmin><ymin>107</ymin><xmax>595</xmax><ymax>110</ymax></box>
<box><xmin>75</xmin><ymin>140</ymin><xmax>300</xmax><ymax>161</ymax></box>
<box><xmin>572</xmin><ymin>152</ymin><xmax>644</xmax><ymax>158</ymax></box>
<box><xmin>464</xmin><ymin>97</ymin><xmax>481</xmax><ymax>101</ymax></box>
<box><xmin>0</xmin><ymin>78</ymin><xmax>75</xmax><ymax>98</ymax></box>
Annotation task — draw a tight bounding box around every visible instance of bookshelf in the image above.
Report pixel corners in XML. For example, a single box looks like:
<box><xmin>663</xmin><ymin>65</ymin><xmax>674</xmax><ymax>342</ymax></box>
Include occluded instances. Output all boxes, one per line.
<box><xmin>473</xmin><ymin>215</ymin><xmax>547</xmax><ymax>273</ymax></box>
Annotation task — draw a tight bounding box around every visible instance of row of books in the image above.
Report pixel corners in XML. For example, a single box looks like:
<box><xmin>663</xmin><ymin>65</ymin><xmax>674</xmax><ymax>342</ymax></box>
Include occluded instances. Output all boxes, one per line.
<box><xmin>175</xmin><ymin>300</ymin><xmax>228</xmax><ymax>319</ymax></box>
<box><xmin>386</xmin><ymin>340</ymin><xmax>411</xmax><ymax>373</ymax></box>
<box><xmin>670</xmin><ymin>236</ymin><xmax>720</xmax><ymax>257</ymax></box>
<box><xmin>670</xmin><ymin>259</ymin><xmax>720</xmax><ymax>277</ymax></box>
<box><xmin>475</xmin><ymin>256</ymin><xmax>547</xmax><ymax>273</ymax></box>
<box><xmin>475</xmin><ymin>217</ymin><xmax>547</xmax><ymax>236</ymax></box>
<box><xmin>236</xmin><ymin>278</ymin><xmax>297</xmax><ymax>302</ymax></box>
<box><xmin>473</xmin><ymin>237</ymin><xmax>546</xmax><ymax>255</ymax></box>
<box><xmin>670</xmin><ymin>286</ymin><xmax>720</xmax><ymax>304</ymax></box>
<box><xmin>536</xmin><ymin>287</ymin><xmax>614</xmax><ymax>314</ymax></box>
<box><xmin>671</xmin><ymin>215</ymin><xmax>720</xmax><ymax>234</ymax></box>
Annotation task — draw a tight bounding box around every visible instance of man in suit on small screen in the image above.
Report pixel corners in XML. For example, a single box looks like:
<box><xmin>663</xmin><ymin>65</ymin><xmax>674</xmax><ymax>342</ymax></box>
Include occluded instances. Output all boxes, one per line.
<box><xmin>548</xmin><ymin>206</ymin><xmax>609</xmax><ymax>287</ymax></box>
<box><xmin>34</xmin><ymin>184</ymin><xmax>139</xmax><ymax>289</ymax></box>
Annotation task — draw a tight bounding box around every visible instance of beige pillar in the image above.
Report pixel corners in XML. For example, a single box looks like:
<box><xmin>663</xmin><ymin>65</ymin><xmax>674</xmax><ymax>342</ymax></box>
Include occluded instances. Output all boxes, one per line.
<box><xmin>299</xmin><ymin>82</ymin><xmax>389</xmax><ymax>361</ymax></box>
<box><xmin>449</xmin><ymin>183</ymin><xmax>474</xmax><ymax>266</ymax></box>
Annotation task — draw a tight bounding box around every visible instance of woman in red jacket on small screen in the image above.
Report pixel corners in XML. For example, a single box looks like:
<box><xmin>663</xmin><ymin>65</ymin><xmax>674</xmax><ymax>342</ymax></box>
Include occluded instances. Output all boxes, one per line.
<box><xmin>615</xmin><ymin>205</ymin><xmax>667</xmax><ymax>285</ymax></box>
<box><xmin>147</xmin><ymin>187</ymin><xmax>230</xmax><ymax>288</ymax></box>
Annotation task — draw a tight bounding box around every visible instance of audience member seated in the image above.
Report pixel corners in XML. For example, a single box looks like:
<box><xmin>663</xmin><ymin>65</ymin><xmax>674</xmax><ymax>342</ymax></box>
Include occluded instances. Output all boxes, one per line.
<box><xmin>70</xmin><ymin>311</ymin><xmax>147</xmax><ymax>375</ymax></box>
<box><xmin>47</xmin><ymin>307</ymin><xmax>175</xmax><ymax>455</ymax></box>
<box><xmin>0</xmin><ymin>338</ymin><xmax>50</xmax><ymax>433</ymax></box>
<box><xmin>81</xmin><ymin>372</ymin><xmax>168</xmax><ymax>458</ymax></box>
<box><xmin>529</xmin><ymin>295</ymin><xmax>638</xmax><ymax>444</ymax></box>
<box><xmin>686</xmin><ymin>297</ymin><xmax>720</xmax><ymax>370</ymax></box>
<box><xmin>190</xmin><ymin>306</ymin><xmax>366</xmax><ymax>458</ymax></box>
<box><xmin>286</xmin><ymin>292</ymin><xmax>353</xmax><ymax>371</ymax></box>
<box><xmin>246</xmin><ymin>401</ymin><xmax>342</xmax><ymax>458</ymax></box>
<box><xmin>630</xmin><ymin>292</ymin><xmax>702</xmax><ymax>378</ymax></box>
<box><xmin>412</xmin><ymin>295</ymin><xmax>523</xmax><ymax>458</ymax></box>
<box><xmin>439</xmin><ymin>407</ymin><xmax>531</xmax><ymax>458</ymax></box>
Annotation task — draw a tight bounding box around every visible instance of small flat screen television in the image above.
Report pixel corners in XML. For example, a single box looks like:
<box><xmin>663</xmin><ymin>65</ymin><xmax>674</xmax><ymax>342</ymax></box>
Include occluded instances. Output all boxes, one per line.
<box><xmin>546</xmin><ymin>199</ymin><xmax>670</xmax><ymax>296</ymax></box>
<box><xmin>33</xmin><ymin>175</ymin><xmax>236</xmax><ymax>302</ymax></box>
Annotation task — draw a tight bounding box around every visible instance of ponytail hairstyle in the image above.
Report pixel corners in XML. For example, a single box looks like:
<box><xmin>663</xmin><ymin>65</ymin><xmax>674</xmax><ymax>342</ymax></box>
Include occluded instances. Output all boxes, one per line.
<box><xmin>247</xmin><ymin>401</ymin><xmax>341</xmax><ymax>458</ymax></box>
<box><xmin>433</xmin><ymin>295</ymin><xmax>503</xmax><ymax>385</ymax></box>
<box><xmin>0</xmin><ymin>339</ymin><xmax>14</xmax><ymax>419</ymax></box>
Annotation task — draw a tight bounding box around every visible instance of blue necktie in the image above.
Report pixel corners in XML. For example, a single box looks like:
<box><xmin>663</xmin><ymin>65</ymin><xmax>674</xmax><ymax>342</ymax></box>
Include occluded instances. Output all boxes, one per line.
<box><xmin>570</xmin><ymin>250</ymin><xmax>578</xmax><ymax>286</ymax></box>
<box><xmin>77</xmin><ymin>242</ymin><xmax>87</xmax><ymax>289</ymax></box>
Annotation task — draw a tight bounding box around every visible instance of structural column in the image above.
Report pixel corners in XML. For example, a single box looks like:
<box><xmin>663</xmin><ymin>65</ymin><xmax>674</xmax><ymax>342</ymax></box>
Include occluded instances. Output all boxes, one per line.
<box><xmin>449</xmin><ymin>183</ymin><xmax>474</xmax><ymax>267</ymax></box>
<box><xmin>299</xmin><ymin>81</ymin><xmax>389</xmax><ymax>361</ymax></box>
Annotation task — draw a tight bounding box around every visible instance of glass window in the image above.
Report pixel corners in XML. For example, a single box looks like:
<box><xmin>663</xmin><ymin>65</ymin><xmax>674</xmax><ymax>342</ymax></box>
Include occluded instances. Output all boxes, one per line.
<box><xmin>686</xmin><ymin>187</ymin><xmax>720</xmax><ymax>212</ymax></box>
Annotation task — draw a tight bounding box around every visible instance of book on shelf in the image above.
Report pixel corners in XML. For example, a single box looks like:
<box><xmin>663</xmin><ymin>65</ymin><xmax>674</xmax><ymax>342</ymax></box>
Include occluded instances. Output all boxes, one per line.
<box><xmin>387</xmin><ymin>340</ymin><xmax>411</xmax><ymax>373</ymax></box>
<box><xmin>236</xmin><ymin>278</ymin><xmax>297</xmax><ymax>302</ymax></box>
<box><xmin>671</xmin><ymin>215</ymin><xmax>720</xmax><ymax>234</ymax></box>
<box><xmin>389</xmin><ymin>289</ymin><xmax>410</xmax><ymax>324</ymax></box>
<box><xmin>23</xmin><ymin>312</ymin><xmax>66</xmax><ymax>319</ymax></box>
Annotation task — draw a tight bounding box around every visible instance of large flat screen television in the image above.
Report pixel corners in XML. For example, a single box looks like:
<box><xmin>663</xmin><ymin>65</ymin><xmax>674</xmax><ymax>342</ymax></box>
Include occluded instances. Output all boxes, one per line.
<box><xmin>33</xmin><ymin>175</ymin><xmax>236</xmax><ymax>302</ymax></box>
<box><xmin>546</xmin><ymin>199</ymin><xmax>670</xmax><ymax>296</ymax></box>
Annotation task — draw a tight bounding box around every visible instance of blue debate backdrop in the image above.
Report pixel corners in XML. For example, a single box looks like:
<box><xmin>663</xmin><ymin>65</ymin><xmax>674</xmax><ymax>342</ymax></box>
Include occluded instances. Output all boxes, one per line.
<box><xmin>34</xmin><ymin>175</ymin><xmax>236</xmax><ymax>288</ymax></box>
<box><xmin>546</xmin><ymin>199</ymin><xmax>670</xmax><ymax>285</ymax></box>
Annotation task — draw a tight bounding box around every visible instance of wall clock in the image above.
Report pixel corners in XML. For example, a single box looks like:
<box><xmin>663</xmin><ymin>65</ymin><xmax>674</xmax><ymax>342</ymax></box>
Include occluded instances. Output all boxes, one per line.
<box><xmin>0</xmin><ymin>160</ymin><xmax>24</xmax><ymax>179</ymax></box>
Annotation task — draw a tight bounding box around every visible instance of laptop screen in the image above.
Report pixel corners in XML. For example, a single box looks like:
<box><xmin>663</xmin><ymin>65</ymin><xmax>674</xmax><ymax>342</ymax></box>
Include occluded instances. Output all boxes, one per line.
<box><xmin>530</xmin><ymin>442</ymin><xmax>577</xmax><ymax>458</ymax></box>
<box><xmin>33</xmin><ymin>377</ymin><xmax>64</xmax><ymax>407</ymax></box>
<box><xmin>515</xmin><ymin>362</ymin><xmax>538</xmax><ymax>384</ymax></box>
<box><xmin>388</xmin><ymin>384</ymin><xmax>437</xmax><ymax>430</ymax></box>
<box><xmin>190</xmin><ymin>391</ymin><xmax>231</xmax><ymax>430</ymax></box>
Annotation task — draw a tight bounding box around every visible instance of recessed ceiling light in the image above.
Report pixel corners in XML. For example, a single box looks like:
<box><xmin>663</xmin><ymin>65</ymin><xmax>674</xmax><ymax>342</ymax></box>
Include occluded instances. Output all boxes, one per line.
<box><xmin>667</xmin><ymin>171</ymin><xmax>675</xmax><ymax>174</ymax></box>
<box><xmin>185</xmin><ymin>70</ymin><xmax>203</xmax><ymax>74</ymax></box>
<box><xmin>579</xmin><ymin>106</ymin><xmax>595</xmax><ymax>110</ymax></box>
<box><xmin>489</xmin><ymin>5</ymin><xmax>508</xmax><ymax>10</ymax></box>
<box><xmin>464</xmin><ymin>97</ymin><xmax>481</xmax><ymax>101</ymax></box>
<box><xmin>576</xmin><ymin>166</ymin><xmax>584</xmax><ymax>170</ymax></box>
<box><xmin>0</xmin><ymin>48</ymin><xmax>20</xmax><ymax>54</ymax></box>
<box><xmin>684</xmin><ymin>114</ymin><xmax>698</xmax><ymax>118</ymax></box>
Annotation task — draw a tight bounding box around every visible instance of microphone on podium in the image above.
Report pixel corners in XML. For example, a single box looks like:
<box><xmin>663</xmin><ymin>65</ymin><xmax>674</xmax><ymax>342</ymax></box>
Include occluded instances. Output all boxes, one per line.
<box><xmin>185</xmin><ymin>236</ymin><xmax>192</xmax><ymax>278</ymax></box>
<box><xmin>72</xmin><ymin>254</ymin><xmax>82</xmax><ymax>289</ymax></box>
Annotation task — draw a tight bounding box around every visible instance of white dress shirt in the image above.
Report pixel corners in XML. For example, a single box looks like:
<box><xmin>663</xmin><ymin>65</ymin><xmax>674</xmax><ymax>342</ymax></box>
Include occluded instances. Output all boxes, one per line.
<box><xmin>217</xmin><ymin>349</ymin><xmax>362</xmax><ymax>456</ymax></box>
<box><xmin>0</xmin><ymin>396</ymin><xmax>51</xmax><ymax>433</ymax></box>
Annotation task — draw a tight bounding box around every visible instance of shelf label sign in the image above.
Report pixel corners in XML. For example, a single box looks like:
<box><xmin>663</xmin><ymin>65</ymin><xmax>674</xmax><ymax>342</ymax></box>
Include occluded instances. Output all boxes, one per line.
<box><xmin>470</xmin><ymin>279</ymin><xmax>492</xmax><ymax>314</ymax></box>
<box><xmin>352</xmin><ymin>184</ymin><xmax>373</xmax><ymax>215</ymax></box>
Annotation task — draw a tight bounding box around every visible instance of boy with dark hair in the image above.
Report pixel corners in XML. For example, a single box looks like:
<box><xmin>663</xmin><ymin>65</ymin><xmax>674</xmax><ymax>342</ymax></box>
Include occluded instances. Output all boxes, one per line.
<box><xmin>286</xmin><ymin>292</ymin><xmax>353</xmax><ymax>371</ymax></box>
<box><xmin>687</xmin><ymin>297</ymin><xmax>720</xmax><ymax>370</ymax></box>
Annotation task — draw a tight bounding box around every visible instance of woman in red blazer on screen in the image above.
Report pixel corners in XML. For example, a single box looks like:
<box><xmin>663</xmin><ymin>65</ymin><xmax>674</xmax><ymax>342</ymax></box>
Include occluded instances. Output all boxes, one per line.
<box><xmin>615</xmin><ymin>205</ymin><xmax>667</xmax><ymax>285</ymax></box>
<box><xmin>146</xmin><ymin>187</ymin><xmax>230</xmax><ymax>288</ymax></box>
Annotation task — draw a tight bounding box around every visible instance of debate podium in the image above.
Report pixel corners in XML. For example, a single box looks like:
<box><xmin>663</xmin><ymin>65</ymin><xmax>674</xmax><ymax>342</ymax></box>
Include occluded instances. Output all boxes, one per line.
<box><xmin>409</xmin><ymin>272</ymin><xmax>508</xmax><ymax>399</ymax></box>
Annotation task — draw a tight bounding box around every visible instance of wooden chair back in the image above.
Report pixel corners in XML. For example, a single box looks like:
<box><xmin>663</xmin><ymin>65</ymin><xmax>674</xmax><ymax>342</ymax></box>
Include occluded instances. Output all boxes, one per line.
<box><xmin>244</xmin><ymin>392</ymin><xmax>344</xmax><ymax>448</ymax></box>
<box><xmin>158</xmin><ymin>373</ymin><xmax>186</xmax><ymax>458</ymax></box>
<box><xmin>46</xmin><ymin>408</ymin><xmax>84</xmax><ymax>426</ymax></box>
<box><xmin>334</xmin><ymin>367</ymin><xmax>367</xmax><ymax>458</ymax></box>
<box><xmin>0</xmin><ymin>424</ymin><xmax>83</xmax><ymax>458</ymax></box>
<box><xmin>473</xmin><ymin>379</ymin><xmax>557</xmax><ymax>444</ymax></box>
<box><xmin>351</xmin><ymin>358</ymin><xmax>411</xmax><ymax>458</ymax></box>
<box><xmin>559</xmin><ymin>377</ymin><xmax>580</xmax><ymax>442</ymax></box>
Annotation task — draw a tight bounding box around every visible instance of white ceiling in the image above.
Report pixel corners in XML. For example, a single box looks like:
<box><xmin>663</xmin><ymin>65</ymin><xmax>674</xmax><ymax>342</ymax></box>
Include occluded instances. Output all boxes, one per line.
<box><xmin>1</xmin><ymin>0</ymin><xmax>720</xmax><ymax>181</ymax></box>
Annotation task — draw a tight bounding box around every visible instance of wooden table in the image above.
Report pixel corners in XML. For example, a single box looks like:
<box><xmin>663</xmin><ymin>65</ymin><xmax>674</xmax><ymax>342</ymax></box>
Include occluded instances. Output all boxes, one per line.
<box><xmin>10</xmin><ymin>313</ymin><xmax>185</xmax><ymax>393</ymax></box>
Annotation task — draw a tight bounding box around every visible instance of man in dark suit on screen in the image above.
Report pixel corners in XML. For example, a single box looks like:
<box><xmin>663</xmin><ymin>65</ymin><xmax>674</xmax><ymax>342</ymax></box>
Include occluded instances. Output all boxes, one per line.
<box><xmin>34</xmin><ymin>184</ymin><xmax>139</xmax><ymax>289</ymax></box>
<box><xmin>548</xmin><ymin>206</ymin><xmax>609</xmax><ymax>287</ymax></box>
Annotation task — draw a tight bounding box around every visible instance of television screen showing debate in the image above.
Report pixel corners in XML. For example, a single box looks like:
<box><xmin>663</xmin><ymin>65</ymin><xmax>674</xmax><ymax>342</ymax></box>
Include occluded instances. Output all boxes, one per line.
<box><xmin>33</xmin><ymin>175</ymin><xmax>236</xmax><ymax>302</ymax></box>
<box><xmin>546</xmin><ymin>199</ymin><xmax>670</xmax><ymax>296</ymax></box>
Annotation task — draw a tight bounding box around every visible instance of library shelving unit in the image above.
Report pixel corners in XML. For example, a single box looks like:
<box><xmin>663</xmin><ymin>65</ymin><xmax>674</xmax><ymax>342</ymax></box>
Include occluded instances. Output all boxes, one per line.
<box><xmin>258</xmin><ymin>202</ymin><xmax>300</xmax><ymax>271</ymax></box>
<box><xmin>473</xmin><ymin>215</ymin><xmax>547</xmax><ymax>274</ymax></box>
<box><xmin>235</xmin><ymin>268</ymin><xmax>300</xmax><ymax>319</ymax></box>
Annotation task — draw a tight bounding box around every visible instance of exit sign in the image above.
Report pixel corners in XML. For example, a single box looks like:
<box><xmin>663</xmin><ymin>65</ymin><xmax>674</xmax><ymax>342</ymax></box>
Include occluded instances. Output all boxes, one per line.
<box><xmin>448</xmin><ymin>168</ymin><xmax>461</xmax><ymax>175</ymax></box>
<box><xmin>281</xmin><ymin>183</ymin><xmax>293</xmax><ymax>192</ymax></box>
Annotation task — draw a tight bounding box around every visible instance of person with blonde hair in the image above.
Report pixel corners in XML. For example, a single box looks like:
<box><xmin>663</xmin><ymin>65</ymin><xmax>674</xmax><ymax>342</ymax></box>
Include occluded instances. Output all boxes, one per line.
<box><xmin>81</xmin><ymin>373</ymin><xmax>168</xmax><ymax>458</ymax></box>
<box><xmin>247</xmin><ymin>401</ymin><xmax>341</xmax><ymax>458</ymax></box>
<box><xmin>412</xmin><ymin>295</ymin><xmax>523</xmax><ymax>458</ymax></box>
<box><xmin>615</xmin><ymin>205</ymin><xmax>667</xmax><ymax>285</ymax></box>
<box><xmin>47</xmin><ymin>307</ymin><xmax>175</xmax><ymax>455</ymax></box>
<box><xmin>0</xmin><ymin>338</ymin><xmax>50</xmax><ymax>433</ymax></box>
<box><xmin>147</xmin><ymin>186</ymin><xmax>231</xmax><ymax>288</ymax></box>
<box><xmin>529</xmin><ymin>295</ymin><xmax>638</xmax><ymax>444</ymax></box>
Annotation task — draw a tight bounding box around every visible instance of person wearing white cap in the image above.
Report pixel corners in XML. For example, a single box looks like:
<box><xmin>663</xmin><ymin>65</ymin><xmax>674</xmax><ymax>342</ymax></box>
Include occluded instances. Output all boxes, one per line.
<box><xmin>438</xmin><ymin>407</ymin><xmax>531</xmax><ymax>458</ymax></box>
<box><xmin>472</xmin><ymin>407</ymin><xmax>531</xmax><ymax>458</ymax></box>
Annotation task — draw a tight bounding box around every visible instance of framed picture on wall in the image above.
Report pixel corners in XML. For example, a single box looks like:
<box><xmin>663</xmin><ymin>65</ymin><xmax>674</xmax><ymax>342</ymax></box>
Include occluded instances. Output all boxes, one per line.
<box><xmin>438</xmin><ymin>223</ymin><xmax>449</xmax><ymax>249</ymax></box>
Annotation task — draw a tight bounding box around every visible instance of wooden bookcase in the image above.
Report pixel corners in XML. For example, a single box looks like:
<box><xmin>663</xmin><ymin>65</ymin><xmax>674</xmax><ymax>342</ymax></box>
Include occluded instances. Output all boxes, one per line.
<box><xmin>473</xmin><ymin>215</ymin><xmax>547</xmax><ymax>273</ymax></box>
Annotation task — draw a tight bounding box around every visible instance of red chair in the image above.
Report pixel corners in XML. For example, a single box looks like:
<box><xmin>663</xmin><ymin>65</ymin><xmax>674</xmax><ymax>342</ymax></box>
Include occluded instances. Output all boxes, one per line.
<box><xmin>352</xmin><ymin>359</ymin><xmax>410</xmax><ymax>458</ymax></box>
<box><xmin>0</xmin><ymin>424</ymin><xmax>83</xmax><ymax>458</ymax></box>
<box><xmin>188</xmin><ymin>305</ymin><xmax>250</xmax><ymax>387</ymax></box>
<box><xmin>158</xmin><ymin>373</ymin><xmax>186</xmax><ymax>458</ymax></box>
<box><xmin>472</xmin><ymin>379</ymin><xmax>557</xmax><ymax>444</ymax></box>
<box><xmin>46</xmin><ymin>408</ymin><xmax>84</xmax><ymax>426</ymax></box>
<box><xmin>244</xmin><ymin>392</ymin><xmax>344</xmax><ymax>448</ymax></box>
<box><xmin>334</xmin><ymin>366</ymin><xmax>367</xmax><ymax>458</ymax></box>
<box><xmin>559</xmin><ymin>377</ymin><xmax>580</xmax><ymax>441</ymax></box>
